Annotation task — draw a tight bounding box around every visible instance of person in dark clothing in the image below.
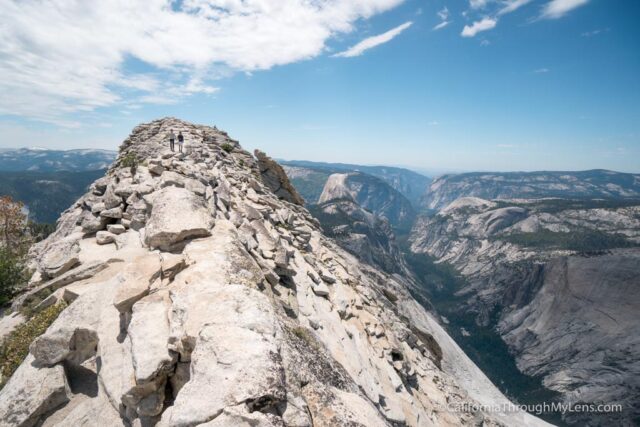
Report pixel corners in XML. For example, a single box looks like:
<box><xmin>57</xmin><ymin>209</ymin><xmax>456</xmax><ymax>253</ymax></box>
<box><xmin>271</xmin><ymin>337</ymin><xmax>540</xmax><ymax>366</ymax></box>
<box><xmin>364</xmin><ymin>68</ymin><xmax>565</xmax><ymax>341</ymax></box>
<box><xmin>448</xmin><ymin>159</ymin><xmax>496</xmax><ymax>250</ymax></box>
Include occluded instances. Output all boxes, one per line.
<box><xmin>177</xmin><ymin>131</ymin><xmax>184</xmax><ymax>153</ymax></box>
<box><xmin>168</xmin><ymin>129</ymin><xmax>176</xmax><ymax>152</ymax></box>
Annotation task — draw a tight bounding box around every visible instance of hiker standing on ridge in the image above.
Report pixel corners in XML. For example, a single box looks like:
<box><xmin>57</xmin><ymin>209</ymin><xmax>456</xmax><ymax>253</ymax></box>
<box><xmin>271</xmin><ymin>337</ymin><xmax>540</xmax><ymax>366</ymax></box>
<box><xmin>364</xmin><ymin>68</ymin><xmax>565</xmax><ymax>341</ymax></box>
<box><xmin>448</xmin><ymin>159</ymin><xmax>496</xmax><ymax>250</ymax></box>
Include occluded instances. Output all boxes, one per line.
<box><xmin>178</xmin><ymin>131</ymin><xmax>184</xmax><ymax>153</ymax></box>
<box><xmin>168</xmin><ymin>129</ymin><xmax>176</xmax><ymax>152</ymax></box>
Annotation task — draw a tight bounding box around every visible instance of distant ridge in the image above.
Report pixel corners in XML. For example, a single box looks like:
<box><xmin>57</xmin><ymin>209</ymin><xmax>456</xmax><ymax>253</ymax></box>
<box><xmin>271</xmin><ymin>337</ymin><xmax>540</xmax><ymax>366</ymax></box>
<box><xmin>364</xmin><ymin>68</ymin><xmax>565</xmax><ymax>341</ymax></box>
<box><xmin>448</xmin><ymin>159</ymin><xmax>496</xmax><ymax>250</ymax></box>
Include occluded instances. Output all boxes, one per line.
<box><xmin>423</xmin><ymin>169</ymin><xmax>640</xmax><ymax>210</ymax></box>
<box><xmin>0</xmin><ymin>148</ymin><xmax>117</xmax><ymax>172</ymax></box>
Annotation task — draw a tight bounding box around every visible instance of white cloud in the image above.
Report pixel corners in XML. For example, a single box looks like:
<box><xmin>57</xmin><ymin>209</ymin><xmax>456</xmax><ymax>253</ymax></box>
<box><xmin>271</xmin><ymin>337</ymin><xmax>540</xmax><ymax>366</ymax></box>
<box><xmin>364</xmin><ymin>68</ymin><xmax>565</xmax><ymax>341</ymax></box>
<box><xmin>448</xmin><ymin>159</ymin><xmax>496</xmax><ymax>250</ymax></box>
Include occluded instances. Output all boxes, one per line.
<box><xmin>433</xmin><ymin>21</ymin><xmax>450</xmax><ymax>31</ymax></box>
<box><xmin>469</xmin><ymin>0</ymin><xmax>489</xmax><ymax>9</ymax></box>
<box><xmin>0</xmin><ymin>0</ymin><xmax>405</xmax><ymax>124</ymax></box>
<box><xmin>438</xmin><ymin>7</ymin><xmax>450</xmax><ymax>21</ymax></box>
<box><xmin>533</xmin><ymin>68</ymin><xmax>550</xmax><ymax>73</ymax></box>
<box><xmin>333</xmin><ymin>21</ymin><xmax>413</xmax><ymax>58</ymax></box>
<box><xmin>541</xmin><ymin>0</ymin><xmax>590</xmax><ymax>19</ymax></box>
<box><xmin>460</xmin><ymin>0</ymin><xmax>532</xmax><ymax>37</ymax></box>
<box><xmin>497</xmin><ymin>0</ymin><xmax>533</xmax><ymax>15</ymax></box>
<box><xmin>461</xmin><ymin>18</ymin><xmax>497</xmax><ymax>37</ymax></box>
<box><xmin>433</xmin><ymin>7</ymin><xmax>451</xmax><ymax>31</ymax></box>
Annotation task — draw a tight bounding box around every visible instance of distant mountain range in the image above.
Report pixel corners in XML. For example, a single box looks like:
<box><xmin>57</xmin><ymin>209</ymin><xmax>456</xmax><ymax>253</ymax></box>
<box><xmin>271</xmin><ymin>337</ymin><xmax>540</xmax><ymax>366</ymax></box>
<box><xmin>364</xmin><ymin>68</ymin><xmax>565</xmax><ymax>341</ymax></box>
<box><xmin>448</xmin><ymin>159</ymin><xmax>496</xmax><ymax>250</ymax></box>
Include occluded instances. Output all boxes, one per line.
<box><xmin>280</xmin><ymin>160</ymin><xmax>431</xmax><ymax>207</ymax></box>
<box><xmin>423</xmin><ymin>169</ymin><xmax>640</xmax><ymax>210</ymax></box>
<box><xmin>0</xmin><ymin>170</ymin><xmax>107</xmax><ymax>223</ymax></box>
<box><xmin>0</xmin><ymin>148</ymin><xmax>116</xmax><ymax>223</ymax></box>
<box><xmin>0</xmin><ymin>148</ymin><xmax>116</xmax><ymax>172</ymax></box>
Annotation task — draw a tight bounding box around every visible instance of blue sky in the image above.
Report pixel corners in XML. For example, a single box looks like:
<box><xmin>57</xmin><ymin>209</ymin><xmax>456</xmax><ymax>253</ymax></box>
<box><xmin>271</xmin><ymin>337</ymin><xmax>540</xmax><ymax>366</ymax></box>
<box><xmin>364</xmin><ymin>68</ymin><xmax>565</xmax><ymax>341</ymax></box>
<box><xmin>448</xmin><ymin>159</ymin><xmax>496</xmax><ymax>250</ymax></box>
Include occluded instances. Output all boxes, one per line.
<box><xmin>1</xmin><ymin>0</ymin><xmax>638</xmax><ymax>174</ymax></box>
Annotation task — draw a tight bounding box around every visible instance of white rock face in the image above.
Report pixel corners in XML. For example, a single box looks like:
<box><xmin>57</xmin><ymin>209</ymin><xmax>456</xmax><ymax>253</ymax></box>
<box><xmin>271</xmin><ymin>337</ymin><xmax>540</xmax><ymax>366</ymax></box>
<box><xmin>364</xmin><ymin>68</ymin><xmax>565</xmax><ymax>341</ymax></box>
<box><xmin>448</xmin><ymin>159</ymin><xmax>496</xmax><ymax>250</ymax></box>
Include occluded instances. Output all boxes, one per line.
<box><xmin>410</xmin><ymin>196</ymin><xmax>640</xmax><ymax>425</ymax></box>
<box><xmin>318</xmin><ymin>172</ymin><xmax>415</xmax><ymax>229</ymax></box>
<box><xmin>145</xmin><ymin>186</ymin><xmax>214</xmax><ymax>250</ymax></box>
<box><xmin>0</xmin><ymin>355</ymin><xmax>71</xmax><ymax>427</ymax></box>
<box><xmin>0</xmin><ymin>118</ymin><xmax>547</xmax><ymax>427</ymax></box>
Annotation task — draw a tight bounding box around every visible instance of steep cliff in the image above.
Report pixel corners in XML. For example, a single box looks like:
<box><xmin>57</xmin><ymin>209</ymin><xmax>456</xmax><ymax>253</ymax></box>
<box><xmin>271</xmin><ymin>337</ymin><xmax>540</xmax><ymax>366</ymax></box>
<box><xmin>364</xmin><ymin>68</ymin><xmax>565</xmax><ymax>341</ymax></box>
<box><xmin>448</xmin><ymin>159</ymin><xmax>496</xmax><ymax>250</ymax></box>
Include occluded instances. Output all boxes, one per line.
<box><xmin>310</xmin><ymin>177</ymin><xmax>409</xmax><ymax>277</ymax></box>
<box><xmin>410</xmin><ymin>197</ymin><xmax>640</xmax><ymax>425</ymax></box>
<box><xmin>0</xmin><ymin>118</ymin><xmax>546</xmax><ymax>427</ymax></box>
<box><xmin>281</xmin><ymin>160</ymin><xmax>430</xmax><ymax>208</ymax></box>
<box><xmin>317</xmin><ymin>172</ymin><xmax>415</xmax><ymax>231</ymax></box>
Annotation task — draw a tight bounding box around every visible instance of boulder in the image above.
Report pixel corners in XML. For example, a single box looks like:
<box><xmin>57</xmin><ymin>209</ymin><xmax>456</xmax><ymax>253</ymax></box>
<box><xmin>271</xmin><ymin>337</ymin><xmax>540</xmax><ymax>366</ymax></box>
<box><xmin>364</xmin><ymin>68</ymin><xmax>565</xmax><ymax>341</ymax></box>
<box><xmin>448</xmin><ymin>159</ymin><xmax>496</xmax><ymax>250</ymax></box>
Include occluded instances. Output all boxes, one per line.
<box><xmin>103</xmin><ymin>185</ymin><xmax>123</xmax><ymax>209</ymax></box>
<box><xmin>159</xmin><ymin>171</ymin><xmax>185</xmax><ymax>188</ymax></box>
<box><xmin>113</xmin><ymin>254</ymin><xmax>162</xmax><ymax>313</ymax></box>
<box><xmin>38</xmin><ymin>234</ymin><xmax>81</xmax><ymax>278</ymax></box>
<box><xmin>99</xmin><ymin>206</ymin><xmax>123</xmax><ymax>219</ymax></box>
<box><xmin>312</xmin><ymin>282</ymin><xmax>330</xmax><ymax>297</ymax></box>
<box><xmin>29</xmin><ymin>327</ymin><xmax>98</xmax><ymax>367</ymax></box>
<box><xmin>96</xmin><ymin>231</ymin><xmax>115</xmax><ymax>245</ymax></box>
<box><xmin>145</xmin><ymin>186</ymin><xmax>214</xmax><ymax>250</ymax></box>
<box><xmin>107</xmin><ymin>224</ymin><xmax>126</xmax><ymax>235</ymax></box>
<box><xmin>81</xmin><ymin>214</ymin><xmax>107</xmax><ymax>234</ymax></box>
<box><xmin>90</xmin><ymin>202</ymin><xmax>105</xmax><ymax>214</ymax></box>
<box><xmin>0</xmin><ymin>355</ymin><xmax>71</xmax><ymax>427</ymax></box>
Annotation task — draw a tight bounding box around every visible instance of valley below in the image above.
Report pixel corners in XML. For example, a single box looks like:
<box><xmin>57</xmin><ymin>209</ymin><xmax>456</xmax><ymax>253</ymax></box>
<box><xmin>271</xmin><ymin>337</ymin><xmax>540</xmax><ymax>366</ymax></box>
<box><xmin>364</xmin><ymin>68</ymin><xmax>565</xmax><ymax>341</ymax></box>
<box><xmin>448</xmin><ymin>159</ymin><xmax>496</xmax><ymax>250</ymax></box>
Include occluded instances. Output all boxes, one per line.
<box><xmin>293</xmin><ymin>166</ymin><xmax>640</xmax><ymax>426</ymax></box>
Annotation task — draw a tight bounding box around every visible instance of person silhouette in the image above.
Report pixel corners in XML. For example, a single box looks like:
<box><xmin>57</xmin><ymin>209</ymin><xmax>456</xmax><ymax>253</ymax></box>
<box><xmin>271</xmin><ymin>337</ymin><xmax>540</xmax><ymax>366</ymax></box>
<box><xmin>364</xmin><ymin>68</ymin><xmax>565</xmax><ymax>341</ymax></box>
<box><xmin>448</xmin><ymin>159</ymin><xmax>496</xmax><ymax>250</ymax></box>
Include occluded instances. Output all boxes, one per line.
<box><xmin>168</xmin><ymin>129</ymin><xmax>176</xmax><ymax>152</ymax></box>
<box><xmin>177</xmin><ymin>131</ymin><xmax>184</xmax><ymax>153</ymax></box>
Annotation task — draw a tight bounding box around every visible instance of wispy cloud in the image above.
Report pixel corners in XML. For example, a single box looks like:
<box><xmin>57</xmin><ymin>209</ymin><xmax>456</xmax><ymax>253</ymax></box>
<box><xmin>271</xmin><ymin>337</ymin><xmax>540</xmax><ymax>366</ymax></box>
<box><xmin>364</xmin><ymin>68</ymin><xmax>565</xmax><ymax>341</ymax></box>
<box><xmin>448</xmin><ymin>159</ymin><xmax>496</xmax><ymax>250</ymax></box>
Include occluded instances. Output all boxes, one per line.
<box><xmin>541</xmin><ymin>0</ymin><xmax>590</xmax><ymax>19</ymax></box>
<box><xmin>581</xmin><ymin>28</ymin><xmax>609</xmax><ymax>37</ymax></box>
<box><xmin>460</xmin><ymin>0</ymin><xmax>533</xmax><ymax>37</ymax></box>
<box><xmin>333</xmin><ymin>21</ymin><xmax>413</xmax><ymax>58</ymax></box>
<box><xmin>469</xmin><ymin>0</ymin><xmax>489</xmax><ymax>9</ymax></box>
<box><xmin>462</xmin><ymin>18</ymin><xmax>497</xmax><ymax>37</ymax></box>
<box><xmin>433</xmin><ymin>7</ymin><xmax>451</xmax><ymax>31</ymax></box>
<box><xmin>498</xmin><ymin>0</ymin><xmax>533</xmax><ymax>15</ymax></box>
<box><xmin>533</xmin><ymin>68</ymin><xmax>550</xmax><ymax>73</ymax></box>
<box><xmin>0</xmin><ymin>0</ymin><xmax>406</xmax><ymax>125</ymax></box>
<box><xmin>433</xmin><ymin>21</ymin><xmax>450</xmax><ymax>31</ymax></box>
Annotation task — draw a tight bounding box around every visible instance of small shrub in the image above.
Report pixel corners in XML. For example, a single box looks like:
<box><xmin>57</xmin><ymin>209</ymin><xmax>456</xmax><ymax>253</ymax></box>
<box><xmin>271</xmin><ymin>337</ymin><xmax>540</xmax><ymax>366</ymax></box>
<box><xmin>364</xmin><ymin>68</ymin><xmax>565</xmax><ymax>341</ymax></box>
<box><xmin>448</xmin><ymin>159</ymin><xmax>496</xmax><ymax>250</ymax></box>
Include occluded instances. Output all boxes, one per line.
<box><xmin>221</xmin><ymin>143</ymin><xmax>234</xmax><ymax>153</ymax></box>
<box><xmin>238</xmin><ymin>159</ymin><xmax>245</xmax><ymax>167</ymax></box>
<box><xmin>119</xmin><ymin>152</ymin><xmax>139</xmax><ymax>174</ymax></box>
<box><xmin>0</xmin><ymin>301</ymin><xmax>67</xmax><ymax>389</ymax></box>
<box><xmin>291</xmin><ymin>326</ymin><xmax>319</xmax><ymax>350</ymax></box>
<box><xmin>0</xmin><ymin>247</ymin><xmax>26</xmax><ymax>306</ymax></box>
<box><xmin>27</xmin><ymin>221</ymin><xmax>55</xmax><ymax>242</ymax></box>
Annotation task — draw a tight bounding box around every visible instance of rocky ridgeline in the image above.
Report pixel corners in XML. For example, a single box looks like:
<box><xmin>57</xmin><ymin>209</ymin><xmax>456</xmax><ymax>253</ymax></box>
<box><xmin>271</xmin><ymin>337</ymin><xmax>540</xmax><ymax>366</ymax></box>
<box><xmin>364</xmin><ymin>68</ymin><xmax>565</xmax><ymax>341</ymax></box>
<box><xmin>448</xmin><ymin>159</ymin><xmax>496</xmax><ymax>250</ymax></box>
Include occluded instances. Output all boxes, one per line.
<box><xmin>0</xmin><ymin>118</ymin><xmax>546</xmax><ymax>427</ymax></box>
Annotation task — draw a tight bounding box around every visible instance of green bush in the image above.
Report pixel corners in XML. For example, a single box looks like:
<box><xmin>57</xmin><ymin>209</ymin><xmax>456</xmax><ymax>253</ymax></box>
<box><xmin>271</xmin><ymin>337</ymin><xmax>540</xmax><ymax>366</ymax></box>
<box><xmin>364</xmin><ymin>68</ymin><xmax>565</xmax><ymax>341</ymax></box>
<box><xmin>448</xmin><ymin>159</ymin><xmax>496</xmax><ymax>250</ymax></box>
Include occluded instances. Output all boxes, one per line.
<box><xmin>0</xmin><ymin>247</ymin><xmax>26</xmax><ymax>306</ymax></box>
<box><xmin>221</xmin><ymin>143</ymin><xmax>234</xmax><ymax>153</ymax></box>
<box><xmin>27</xmin><ymin>221</ymin><xmax>56</xmax><ymax>242</ymax></box>
<box><xmin>119</xmin><ymin>152</ymin><xmax>139</xmax><ymax>174</ymax></box>
<box><xmin>0</xmin><ymin>302</ymin><xmax>67</xmax><ymax>389</ymax></box>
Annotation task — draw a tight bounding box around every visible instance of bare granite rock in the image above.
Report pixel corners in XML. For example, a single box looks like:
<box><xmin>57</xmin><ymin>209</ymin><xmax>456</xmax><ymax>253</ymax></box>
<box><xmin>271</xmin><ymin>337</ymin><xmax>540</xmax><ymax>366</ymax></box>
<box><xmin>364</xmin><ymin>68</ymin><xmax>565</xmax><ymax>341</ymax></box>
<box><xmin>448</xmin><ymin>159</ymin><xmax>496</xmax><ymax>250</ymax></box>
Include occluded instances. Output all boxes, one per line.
<box><xmin>0</xmin><ymin>118</ymin><xmax>547</xmax><ymax>427</ymax></box>
<box><xmin>0</xmin><ymin>355</ymin><xmax>71</xmax><ymax>427</ymax></box>
<box><xmin>144</xmin><ymin>186</ymin><xmax>214</xmax><ymax>250</ymax></box>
